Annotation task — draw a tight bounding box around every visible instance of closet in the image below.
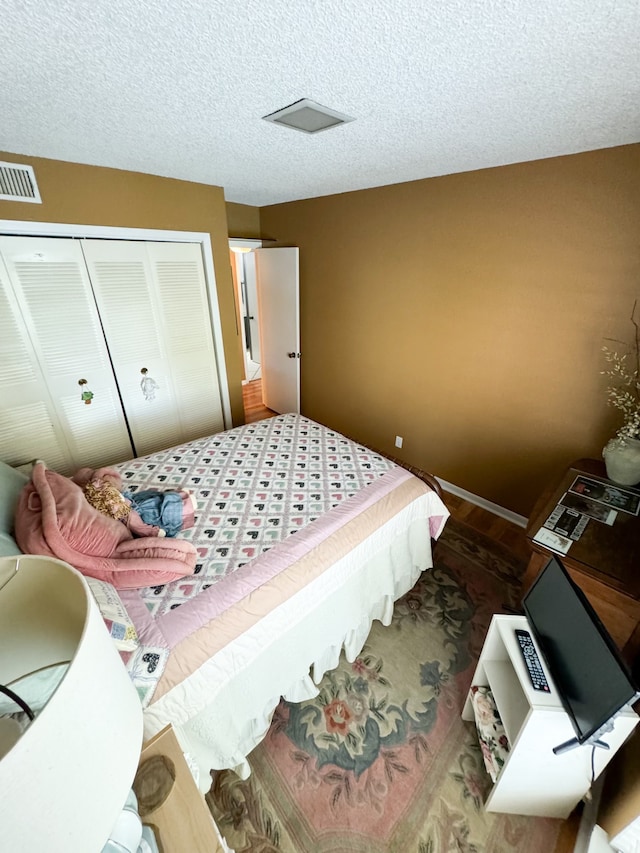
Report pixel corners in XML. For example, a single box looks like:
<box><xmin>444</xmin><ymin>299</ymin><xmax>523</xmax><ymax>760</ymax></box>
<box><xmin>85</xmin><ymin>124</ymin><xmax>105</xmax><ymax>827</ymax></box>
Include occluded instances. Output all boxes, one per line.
<box><xmin>0</xmin><ymin>235</ymin><xmax>226</xmax><ymax>475</ymax></box>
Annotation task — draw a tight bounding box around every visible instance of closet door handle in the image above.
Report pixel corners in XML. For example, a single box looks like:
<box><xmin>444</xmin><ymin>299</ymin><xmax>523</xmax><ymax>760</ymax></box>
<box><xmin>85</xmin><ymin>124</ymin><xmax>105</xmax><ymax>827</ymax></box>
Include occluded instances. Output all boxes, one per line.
<box><xmin>140</xmin><ymin>369</ymin><xmax>159</xmax><ymax>401</ymax></box>
<box><xmin>78</xmin><ymin>378</ymin><xmax>94</xmax><ymax>404</ymax></box>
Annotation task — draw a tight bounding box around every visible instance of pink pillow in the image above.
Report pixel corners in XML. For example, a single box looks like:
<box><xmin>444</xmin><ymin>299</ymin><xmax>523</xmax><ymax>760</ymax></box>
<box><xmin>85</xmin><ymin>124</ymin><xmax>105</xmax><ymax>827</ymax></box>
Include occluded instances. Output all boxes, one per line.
<box><xmin>14</xmin><ymin>462</ymin><xmax>197</xmax><ymax>589</ymax></box>
<box><xmin>18</xmin><ymin>464</ymin><xmax>130</xmax><ymax>556</ymax></box>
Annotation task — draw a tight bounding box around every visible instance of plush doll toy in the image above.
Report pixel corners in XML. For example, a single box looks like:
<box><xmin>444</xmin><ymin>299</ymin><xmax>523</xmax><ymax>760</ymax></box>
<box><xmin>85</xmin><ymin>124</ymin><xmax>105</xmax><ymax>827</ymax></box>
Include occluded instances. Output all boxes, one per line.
<box><xmin>72</xmin><ymin>467</ymin><xmax>167</xmax><ymax>537</ymax></box>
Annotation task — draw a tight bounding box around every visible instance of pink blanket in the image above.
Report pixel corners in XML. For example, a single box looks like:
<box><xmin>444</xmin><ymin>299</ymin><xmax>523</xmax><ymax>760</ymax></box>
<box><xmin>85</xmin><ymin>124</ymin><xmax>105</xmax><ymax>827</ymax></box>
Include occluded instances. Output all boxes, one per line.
<box><xmin>14</xmin><ymin>462</ymin><xmax>197</xmax><ymax>589</ymax></box>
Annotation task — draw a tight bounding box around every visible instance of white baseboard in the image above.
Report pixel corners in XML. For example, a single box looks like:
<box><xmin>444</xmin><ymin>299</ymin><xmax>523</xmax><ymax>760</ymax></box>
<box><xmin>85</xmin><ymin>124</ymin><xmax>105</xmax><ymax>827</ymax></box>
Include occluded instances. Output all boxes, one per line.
<box><xmin>436</xmin><ymin>477</ymin><xmax>527</xmax><ymax>528</ymax></box>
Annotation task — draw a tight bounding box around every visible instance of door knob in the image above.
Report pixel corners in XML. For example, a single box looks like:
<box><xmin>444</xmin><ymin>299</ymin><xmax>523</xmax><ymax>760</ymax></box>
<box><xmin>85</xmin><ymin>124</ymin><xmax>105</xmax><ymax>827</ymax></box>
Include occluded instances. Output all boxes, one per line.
<box><xmin>287</xmin><ymin>352</ymin><xmax>296</xmax><ymax>358</ymax></box>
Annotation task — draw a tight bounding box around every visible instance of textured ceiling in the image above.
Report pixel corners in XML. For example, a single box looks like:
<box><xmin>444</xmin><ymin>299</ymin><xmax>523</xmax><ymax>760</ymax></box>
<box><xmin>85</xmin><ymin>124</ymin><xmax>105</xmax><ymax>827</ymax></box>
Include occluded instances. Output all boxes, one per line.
<box><xmin>1</xmin><ymin>0</ymin><xmax>639</xmax><ymax>206</ymax></box>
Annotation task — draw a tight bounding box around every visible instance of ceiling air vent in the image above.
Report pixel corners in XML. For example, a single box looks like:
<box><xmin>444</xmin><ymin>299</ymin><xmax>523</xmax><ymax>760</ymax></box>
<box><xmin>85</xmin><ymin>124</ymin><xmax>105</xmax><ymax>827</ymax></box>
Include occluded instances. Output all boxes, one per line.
<box><xmin>262</xmin><ymin>98</ymin><xmax>355</xmax><ymax>134</ymax></box>
<box><xmin>0</xmin><ymin>161</ymin><xmax>42</xmax><ymax>203</ymax></box>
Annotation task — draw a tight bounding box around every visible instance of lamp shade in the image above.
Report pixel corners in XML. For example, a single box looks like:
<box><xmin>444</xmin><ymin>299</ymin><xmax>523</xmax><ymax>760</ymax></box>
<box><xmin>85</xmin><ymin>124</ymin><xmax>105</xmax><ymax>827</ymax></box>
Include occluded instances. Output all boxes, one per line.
<box><xmin>0</xmin><ymin>555</ymin><xmax>143</xmax><ymax>852</ymax></box>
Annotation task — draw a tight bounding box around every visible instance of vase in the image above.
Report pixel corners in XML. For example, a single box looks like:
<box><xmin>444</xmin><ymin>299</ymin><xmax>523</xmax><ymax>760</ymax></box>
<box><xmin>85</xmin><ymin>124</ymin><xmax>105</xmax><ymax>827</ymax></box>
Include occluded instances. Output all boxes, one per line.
<box><xmin>603</xmin><ymin>437</ymin><xmax>640</xmax><ymax>486</ymax></box>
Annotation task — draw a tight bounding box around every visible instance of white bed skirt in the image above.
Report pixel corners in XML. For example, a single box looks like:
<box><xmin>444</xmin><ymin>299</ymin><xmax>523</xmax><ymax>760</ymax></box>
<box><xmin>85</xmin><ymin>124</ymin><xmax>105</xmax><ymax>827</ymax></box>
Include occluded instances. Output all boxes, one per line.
<box><xmin>143</xmin><ymin>494</ymin><xmax>439</xmax><ymax>790</ymax></box>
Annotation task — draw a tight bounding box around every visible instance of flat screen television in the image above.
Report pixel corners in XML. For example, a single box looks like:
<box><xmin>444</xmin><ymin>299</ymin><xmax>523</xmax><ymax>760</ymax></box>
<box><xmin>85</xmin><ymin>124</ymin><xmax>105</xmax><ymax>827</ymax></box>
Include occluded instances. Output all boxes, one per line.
<box><xmin>523</xmin><ymin>556</ymin><xmax>639</xmax><ymax>754</ymax></box>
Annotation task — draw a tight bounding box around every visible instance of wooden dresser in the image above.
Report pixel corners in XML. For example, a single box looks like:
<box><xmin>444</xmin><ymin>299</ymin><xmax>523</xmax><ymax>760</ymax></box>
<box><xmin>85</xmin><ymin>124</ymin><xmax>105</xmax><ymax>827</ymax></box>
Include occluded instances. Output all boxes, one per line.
<box><xmin>136</xmin><ymin>725</ymin><xmax>226</xmax><ymax>852</ymax></box>
<box><xmin>524</xmin><ymin>458</ymin><xmax>640</xmax><ymax>663</ymax></box>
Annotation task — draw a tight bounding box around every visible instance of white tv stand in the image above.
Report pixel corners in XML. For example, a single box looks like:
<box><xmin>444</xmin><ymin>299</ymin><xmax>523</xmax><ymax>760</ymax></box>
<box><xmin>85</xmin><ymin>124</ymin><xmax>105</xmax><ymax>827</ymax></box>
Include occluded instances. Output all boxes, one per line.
<box><xmin>462</xmin><ymin>615</ymin><xmax>638</xmax><ymax>818</ymax></box>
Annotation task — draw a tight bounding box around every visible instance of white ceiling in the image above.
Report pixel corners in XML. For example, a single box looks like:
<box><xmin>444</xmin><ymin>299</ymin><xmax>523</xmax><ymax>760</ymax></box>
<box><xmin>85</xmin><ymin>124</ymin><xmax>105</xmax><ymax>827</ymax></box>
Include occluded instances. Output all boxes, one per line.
<box><xmin>1</xmin><ymin>0</ymin><xmax>639</xmax><ymax>207</ymax></box>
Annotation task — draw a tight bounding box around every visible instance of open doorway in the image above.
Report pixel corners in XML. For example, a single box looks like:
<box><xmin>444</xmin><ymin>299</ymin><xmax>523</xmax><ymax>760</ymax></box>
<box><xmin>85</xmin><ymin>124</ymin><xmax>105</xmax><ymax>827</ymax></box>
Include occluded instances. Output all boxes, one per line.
<box><xmin>229</xmin><ymin>239</ymin><xmax>274</xmax><ymax>423</ymax></box>
<box><xmin>229</xmin><ymin>239</ymin><xmax>262</xmax><ymax>385</ymax></box>
<box><xmin>229</xmin><ymin>239</ymin><xmax>301</xmax><ymax>421</ymax></box>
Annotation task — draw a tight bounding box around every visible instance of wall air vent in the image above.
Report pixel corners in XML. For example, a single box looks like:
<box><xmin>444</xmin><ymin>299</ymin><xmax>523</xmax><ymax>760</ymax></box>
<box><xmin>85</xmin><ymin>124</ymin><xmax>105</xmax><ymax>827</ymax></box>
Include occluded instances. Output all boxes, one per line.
<box><xmin>0</xmin><ymin>161</ymin><xmax>42</xmax><ymax>203</ymax></box>
<box><xmin>262</xmin><ymin>98</ymin><xmax>355</xmax><ymax>134</ymax></box>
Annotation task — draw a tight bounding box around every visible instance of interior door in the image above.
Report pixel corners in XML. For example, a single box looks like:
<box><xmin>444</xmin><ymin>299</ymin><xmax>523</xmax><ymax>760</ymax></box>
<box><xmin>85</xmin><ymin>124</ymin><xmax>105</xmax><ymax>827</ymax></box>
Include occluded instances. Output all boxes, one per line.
<box><xmin>0</xmin><ymin>250</ymin><xmax>72</xmax><ymax>472</ymax></box>
<box><xmin>82</xmin><ymin>239</ymin><xmax>225</xmax><ymax>456</ymax></box>
<box><xmin>81</xmin><ymin>239</ymin><xmax>183</xmax><ymax>456</ymax></box>
<box><xmin>0</xmin><ymin>236</ymin><xmax>134</xmax><ymax>473</ymax></box>
<box><xmin>254</xmin><ymin>247</ymin><xmax>300</xmax><ymax>414</ymax></box>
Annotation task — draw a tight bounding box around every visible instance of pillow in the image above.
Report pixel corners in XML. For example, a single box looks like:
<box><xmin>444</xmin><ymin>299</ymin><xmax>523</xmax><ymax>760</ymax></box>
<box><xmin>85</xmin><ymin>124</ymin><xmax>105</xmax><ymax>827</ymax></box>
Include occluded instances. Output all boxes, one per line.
<box><xmin>85</xmin><ymin>577</ymin><xmax>139</xmax><ymax>652</ymax></box>
<box><xmin>0</xmin><ymin>663</ymin><xmax>69</xmax><ymax>715</ymax></box>
<box><xmin>0</xmin><ymin>460</ymin><xmax>29</xmax><ymax>555</ymax></box>
<box><xmin>0</xmin><ymin>533</ymin><xmax>21</xmax><ymax>557</ymax></box>
<box><xmin>12</xmin><ymin>460</ymin><xmax>38</xmax><ymax>477</ymax></box>
<box><xmin>14</xmin><ymin>462</ymin><xmax>197</xmax><ymax>589</ymax></box>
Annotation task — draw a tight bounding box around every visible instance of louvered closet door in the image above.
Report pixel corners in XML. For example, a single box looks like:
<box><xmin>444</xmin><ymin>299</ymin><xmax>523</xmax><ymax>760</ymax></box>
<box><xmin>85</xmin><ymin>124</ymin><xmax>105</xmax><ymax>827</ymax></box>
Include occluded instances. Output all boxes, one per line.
<box><xmin>146</xmin><ymin>241</ymin><xmax>225</xmax><ymax>441</ymax></box>
<box><xmin>0</xmin><ymin>253</ymin><xmax>71</xmax><ymax>471</ymax></box>
<box><xmin>0</xmin><ymin>237</ymin><xmax>134</xmax><ymax>474</ymax></box>
<box><xmin>81</xmin><ymin>240</ymin><xmax>224</xmax><ymax>457</ymax></box>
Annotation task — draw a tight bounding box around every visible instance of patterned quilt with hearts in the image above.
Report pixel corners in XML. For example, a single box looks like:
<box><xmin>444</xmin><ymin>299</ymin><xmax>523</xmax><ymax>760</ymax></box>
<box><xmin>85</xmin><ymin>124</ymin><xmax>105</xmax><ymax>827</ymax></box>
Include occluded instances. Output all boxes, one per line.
<box><xmin>116</xmin><ymin>414</ymin><xmax>393</xmax><ymax>618</ymax></box>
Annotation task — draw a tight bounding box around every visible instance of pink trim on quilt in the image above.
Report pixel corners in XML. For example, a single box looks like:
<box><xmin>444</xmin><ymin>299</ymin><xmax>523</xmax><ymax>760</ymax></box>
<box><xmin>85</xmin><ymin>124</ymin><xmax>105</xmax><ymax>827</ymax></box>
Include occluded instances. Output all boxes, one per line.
<box><xmin>125</xmin><ymin>466</ymin><xmax>416</xmax><ymax>647</ymax></box>
<box><xmin>155</xmin><ymin>471</ymin><xmax>434</xmax><ymax>699</ymax></box>
<box><xmin>119</xmin><ymin>592</ymin><xmax>169</xmax><ymax>648</ymax></box>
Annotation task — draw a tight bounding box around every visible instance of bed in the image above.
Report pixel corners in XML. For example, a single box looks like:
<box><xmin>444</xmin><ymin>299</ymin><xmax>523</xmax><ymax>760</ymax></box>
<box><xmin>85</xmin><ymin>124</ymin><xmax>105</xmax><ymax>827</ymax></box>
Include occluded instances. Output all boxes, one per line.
<box><xmin>4</xmin><ymin>413</ymin><xmax>449</xmax><ymax>790</ymax></box>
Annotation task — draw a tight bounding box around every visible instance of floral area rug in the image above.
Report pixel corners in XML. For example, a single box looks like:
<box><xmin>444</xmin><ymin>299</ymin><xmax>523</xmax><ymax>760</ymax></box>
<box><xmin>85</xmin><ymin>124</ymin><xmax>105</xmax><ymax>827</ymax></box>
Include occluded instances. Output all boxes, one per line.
<box><xmin>206</xmin><ymin>518</ymin><xmax>563</xmax><ymax>853</ymax></box>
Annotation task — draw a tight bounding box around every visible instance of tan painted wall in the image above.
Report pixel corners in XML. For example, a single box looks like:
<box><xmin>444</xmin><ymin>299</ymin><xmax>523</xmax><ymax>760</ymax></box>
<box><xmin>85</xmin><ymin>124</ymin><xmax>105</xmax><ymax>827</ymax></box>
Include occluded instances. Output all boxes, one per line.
<box><xmin>260</xmin><ymin>145</ymin><xmax>640</xmax><ymax>517</ymax></box>
<box><xmin>226</xmin><ymin>201</ymin><xmax>262</xmax><ymax>239</ymax></box>
<box><xmin>0</xmin><ymin>151</ymin><xmax>244</xmax><ymax>425</ymax></box>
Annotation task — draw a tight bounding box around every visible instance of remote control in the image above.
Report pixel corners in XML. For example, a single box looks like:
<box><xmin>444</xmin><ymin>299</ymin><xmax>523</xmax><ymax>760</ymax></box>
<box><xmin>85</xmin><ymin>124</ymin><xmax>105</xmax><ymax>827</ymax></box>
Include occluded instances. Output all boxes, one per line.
<box><xmin>515</xmin><ymin>629</ymin><xmax>550</xmax><ymax>692</ymax></box>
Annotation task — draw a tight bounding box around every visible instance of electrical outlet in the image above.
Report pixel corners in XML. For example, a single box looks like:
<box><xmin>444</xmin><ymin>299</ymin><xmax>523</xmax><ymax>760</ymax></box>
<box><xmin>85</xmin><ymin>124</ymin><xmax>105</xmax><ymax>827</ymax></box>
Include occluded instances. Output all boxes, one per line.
<box><xmin>395</xmin><ymin>435</ymin><xmax>403</xmax><ymax>449</ymax></box>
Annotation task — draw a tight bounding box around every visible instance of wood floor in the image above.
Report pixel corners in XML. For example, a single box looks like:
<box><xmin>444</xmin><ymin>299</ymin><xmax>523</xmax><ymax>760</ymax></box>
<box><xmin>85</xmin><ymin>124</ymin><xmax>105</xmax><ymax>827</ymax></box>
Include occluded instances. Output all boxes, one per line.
<box><xmin>240</xmin><ymin>382</ymin><xmax>579</xmax><ymax>852</ymax></box>
<box><xmin>444</xmin><ymin>490</ymin><xmax>532</xmax><ymax>562</ymax></box>
<box><xmin>242</xmin><ymin>379</ymin><xmax>277</xmax><ymax>423</ymax></box>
